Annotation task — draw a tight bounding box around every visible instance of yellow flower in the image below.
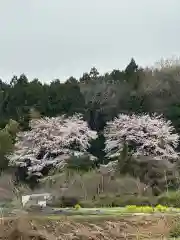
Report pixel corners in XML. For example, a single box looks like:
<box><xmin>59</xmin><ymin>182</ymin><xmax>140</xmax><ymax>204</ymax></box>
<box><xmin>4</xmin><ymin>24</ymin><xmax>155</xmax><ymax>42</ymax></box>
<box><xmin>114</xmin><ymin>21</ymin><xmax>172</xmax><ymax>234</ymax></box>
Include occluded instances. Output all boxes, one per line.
<box><xmin>74</xmin><ymin>204</ymin><xmax>81</xmax><ymax>210</ymax></box>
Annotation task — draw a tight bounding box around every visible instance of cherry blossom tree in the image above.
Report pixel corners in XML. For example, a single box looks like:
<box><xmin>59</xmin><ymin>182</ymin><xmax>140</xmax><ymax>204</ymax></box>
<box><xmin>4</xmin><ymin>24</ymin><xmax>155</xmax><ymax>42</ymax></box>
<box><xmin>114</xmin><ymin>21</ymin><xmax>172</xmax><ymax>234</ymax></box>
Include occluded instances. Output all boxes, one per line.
<box><xmin>8</xmin><ymin>114</ymin><xmax>97</xmax><ymax>176</ymax></box>
<box><xmin>104</xmin><ymin>113</ymin><xmax>179</xmax><ymax>161</ymax></box>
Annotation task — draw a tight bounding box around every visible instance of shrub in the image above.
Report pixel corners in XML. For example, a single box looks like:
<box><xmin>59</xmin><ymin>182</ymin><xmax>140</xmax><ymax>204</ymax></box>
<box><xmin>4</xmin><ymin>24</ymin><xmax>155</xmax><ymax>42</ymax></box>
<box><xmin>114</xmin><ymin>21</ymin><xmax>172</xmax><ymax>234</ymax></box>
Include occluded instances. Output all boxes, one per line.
<box><xmin>112</xmin><ymin>196</ymin><xmax>157</xmax><ymax>207</ymax></box>
<box><xmin>157</xmin><ymin>191</ymin><xmax>180</xmax><ymax>207</ymax></box>
<box><xmin>46</xmin><ymin>199</ymin><xmax>62</xmax><ymax>208</ymax></box>
<box><xmin>79</xmin><ymin>200</ymin><xmax>96</xmax><ymax>208</ymax></box>
<box><xmin>125</xmin><ymin>205</ymin><xmax>154</xmax><ymax>213</ymax></box>
<box><xmin>125</xmin><ymin>205</ymin><xmax>170</xmax><ymax>213</ymax></box>
<box><xmin>60</xmin><ymin>196</ymin><xmax>79</xmax><ymax>208</ymax></box>
<box><xmin>47</xmin><ymin>196</ymin><xmax>79</xmax><ymax>208</ymax></box>
<box><xmin>83</xmin><ymin>195</ymin><xmax>157</xmax><ymax>208</ymax></box>
<box><xmin>92</xmin><ymin>195</ymin><xmax>114</xmax><ymax>207</ymax></box>
<box><xmin>125</xmin><ymin>205</ymin><xmax>137</xmax><ymax>212</ymax></box>
<box><xmin>67</xmin><ymin>155</ymin><xmax>96</xmax><ymax>173</ymax></box>
<box><xmin>74</xmin><ymin>204</ymin><xmax>81</xmax><ymax>210</ymax></box>
<box><xmin>154</xmin><ymin>204</ymin><xmax>169</xmax><ymax>212</ymax></box>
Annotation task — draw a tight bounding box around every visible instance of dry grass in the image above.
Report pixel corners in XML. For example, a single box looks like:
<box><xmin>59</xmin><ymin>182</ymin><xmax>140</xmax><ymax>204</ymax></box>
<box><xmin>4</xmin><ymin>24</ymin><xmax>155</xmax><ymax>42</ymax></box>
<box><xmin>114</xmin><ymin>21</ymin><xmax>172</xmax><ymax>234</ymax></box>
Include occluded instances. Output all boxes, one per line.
<box><xmin>0</xmin><ymin>214</ymin><xmax>178</xmax><ymax>240</ymax></box>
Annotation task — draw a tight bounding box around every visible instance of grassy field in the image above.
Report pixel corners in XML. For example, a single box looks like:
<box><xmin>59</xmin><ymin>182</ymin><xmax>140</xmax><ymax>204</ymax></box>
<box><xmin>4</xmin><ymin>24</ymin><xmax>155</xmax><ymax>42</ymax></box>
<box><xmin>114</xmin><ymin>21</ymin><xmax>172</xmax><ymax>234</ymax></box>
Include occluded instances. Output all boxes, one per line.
<box><xmin>43</xmin><ymin>206</ymin><xmax>180</xmax><ymax>217</ymax></box>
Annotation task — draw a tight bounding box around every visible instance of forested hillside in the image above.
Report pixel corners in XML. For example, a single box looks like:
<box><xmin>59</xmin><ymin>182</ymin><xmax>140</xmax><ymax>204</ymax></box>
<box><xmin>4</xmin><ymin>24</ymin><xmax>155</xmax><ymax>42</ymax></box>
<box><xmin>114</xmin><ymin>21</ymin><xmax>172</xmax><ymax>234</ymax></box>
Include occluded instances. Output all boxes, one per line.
<box><xmin>1</xmin><ymin>57</ymin><xmax>180</xmax><ymax>198</ymax></box>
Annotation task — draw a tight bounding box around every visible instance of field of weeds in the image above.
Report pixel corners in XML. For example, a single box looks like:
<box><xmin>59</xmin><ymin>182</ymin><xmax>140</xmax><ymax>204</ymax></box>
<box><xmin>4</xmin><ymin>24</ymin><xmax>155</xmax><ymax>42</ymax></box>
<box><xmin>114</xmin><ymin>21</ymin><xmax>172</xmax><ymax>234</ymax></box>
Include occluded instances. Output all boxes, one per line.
<box><xmin>0</xmin><ymin>214</ymin><xmax>179</xmax><ymax>240</ymax></box>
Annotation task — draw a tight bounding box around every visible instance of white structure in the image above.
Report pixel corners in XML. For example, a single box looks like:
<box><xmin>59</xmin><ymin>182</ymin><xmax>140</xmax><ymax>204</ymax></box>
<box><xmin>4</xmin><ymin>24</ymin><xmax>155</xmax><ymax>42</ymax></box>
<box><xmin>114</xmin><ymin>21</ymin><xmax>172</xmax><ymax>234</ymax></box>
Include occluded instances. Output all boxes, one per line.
<box><xmin>22</xmin><ymin>193</ymin><xmax>51</xmax><ymax>207</ymax></box>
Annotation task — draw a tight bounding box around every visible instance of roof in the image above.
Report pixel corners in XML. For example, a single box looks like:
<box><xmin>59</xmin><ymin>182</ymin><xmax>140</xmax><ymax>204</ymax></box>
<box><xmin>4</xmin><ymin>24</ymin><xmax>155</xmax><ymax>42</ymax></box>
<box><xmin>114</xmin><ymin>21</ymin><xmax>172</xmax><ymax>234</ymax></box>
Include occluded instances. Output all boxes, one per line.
<box><xmin>23</xmin><ymin>193</ymin><xmax>51</xmax><ymax>197</ymax></box>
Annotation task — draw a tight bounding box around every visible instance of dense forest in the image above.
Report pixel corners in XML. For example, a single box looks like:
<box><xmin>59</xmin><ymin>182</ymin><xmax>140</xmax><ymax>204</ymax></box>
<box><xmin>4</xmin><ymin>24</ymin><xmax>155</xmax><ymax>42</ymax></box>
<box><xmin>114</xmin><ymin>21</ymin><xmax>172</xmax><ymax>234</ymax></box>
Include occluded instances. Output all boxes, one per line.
<box><xmin>1</xmin><ymin>57</ymin><xmax>180</xmax><ymax>201</ymax></box>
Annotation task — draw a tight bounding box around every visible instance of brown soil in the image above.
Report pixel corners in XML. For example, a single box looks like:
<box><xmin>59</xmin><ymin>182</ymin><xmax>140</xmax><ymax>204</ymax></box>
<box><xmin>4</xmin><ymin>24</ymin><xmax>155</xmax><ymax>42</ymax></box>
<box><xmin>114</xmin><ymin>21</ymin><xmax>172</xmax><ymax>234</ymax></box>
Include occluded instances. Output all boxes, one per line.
<box><xmin>0</xmin><ymin>215</ymin><xmax>178</xmax><ymax>240</ymax></box>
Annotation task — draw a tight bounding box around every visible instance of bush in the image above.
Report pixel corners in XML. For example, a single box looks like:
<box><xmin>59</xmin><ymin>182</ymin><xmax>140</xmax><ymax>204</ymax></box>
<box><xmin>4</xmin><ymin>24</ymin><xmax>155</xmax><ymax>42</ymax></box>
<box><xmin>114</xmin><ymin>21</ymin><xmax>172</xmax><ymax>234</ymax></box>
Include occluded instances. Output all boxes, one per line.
<box><xmin>47</xmin><ymin>191</ymin><xmax>180</xmax><ymax>208</ymax></box>
<box><xmin>80</xmin><ymin>195</ymin><xmax>157</xmax><ymax>208</ymax></box>
<box><xmin>60</xmin><ymin>196</ymin><xmax>79</xmax><ymax>208</ymax></box>
<box><xmin>79</xmin><ymin>200</ymin><xmax>96</xmax><ymax>208</ymax></box>
<box><xmin>67</xmin><ymin>155</ymin><xmax>96</xmax><ymax>172</ymax></box>
<box><xmin>47</xmin><ymin>196</ymin><xmax>79</xmax><ymax>208</ymax></box>
<box><xmin>125</xmin><ymin>205</ymin><xmax>154</xmax><ymax>213</ymax></box>
<box><xmin>112</xmin><ymin>196</ymin><xmax>157</xmax><ymax>207</ymax></box>
<box><xmin>46</xmin><ymin>199</ymin><xmax>61</xmax><ymax>208</ymax></box>
<box><xmin>0</xmin><ymin>201</ymin><xmax>14</xmax><ymax>208</ymax></box>
<box><xmin>74</xmin><ymin>204</ymin><xmax>81</xmax><ymax>210</ymax></box>
<box><xmin>93</xmin><ymin>196</ymin><xmax>115</xmax><ymax>207</ymax></box>
<box><xmin>125</xmin><ymin>205</ymin><xmax>169</xmax><ymax>213</ymax></box>
<box><xmin>157</xmin><ymin>191</ymin><xmax>180</xmax><ymax>207</ymax></box>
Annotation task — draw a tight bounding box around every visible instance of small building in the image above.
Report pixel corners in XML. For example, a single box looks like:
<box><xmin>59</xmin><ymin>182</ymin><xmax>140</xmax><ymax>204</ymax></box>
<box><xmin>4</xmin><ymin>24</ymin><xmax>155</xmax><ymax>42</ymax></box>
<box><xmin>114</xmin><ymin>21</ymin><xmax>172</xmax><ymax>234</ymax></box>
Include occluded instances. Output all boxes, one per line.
<box><xmin>22</xmin><ymin>193</ymin><xmax>52</xmax><ymax>207</ymax></box>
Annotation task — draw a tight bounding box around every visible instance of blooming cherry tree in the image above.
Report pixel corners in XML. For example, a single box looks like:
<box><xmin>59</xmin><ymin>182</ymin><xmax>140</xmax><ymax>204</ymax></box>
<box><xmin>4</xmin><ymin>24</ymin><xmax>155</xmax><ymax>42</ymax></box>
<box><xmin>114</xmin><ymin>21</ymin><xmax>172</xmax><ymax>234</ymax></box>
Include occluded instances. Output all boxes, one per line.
<box><xmin>104</xmin><ymin>113</ymin><xmax>179</xmax><ymax>161</ymax></box>
<box><xmin>8</xmin><ymin>114</ymin><xmax>97</xmax><ymax>176</ymax></box>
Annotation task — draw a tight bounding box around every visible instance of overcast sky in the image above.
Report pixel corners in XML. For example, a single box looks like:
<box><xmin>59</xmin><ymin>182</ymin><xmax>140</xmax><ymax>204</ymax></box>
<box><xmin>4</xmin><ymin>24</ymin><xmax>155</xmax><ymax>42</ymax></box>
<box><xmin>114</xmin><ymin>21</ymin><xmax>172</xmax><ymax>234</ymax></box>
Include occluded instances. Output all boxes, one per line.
<box><xmin>0</xmin><ymin>0</ymin><xmax>179</xmax><ymax>82</ymax></box>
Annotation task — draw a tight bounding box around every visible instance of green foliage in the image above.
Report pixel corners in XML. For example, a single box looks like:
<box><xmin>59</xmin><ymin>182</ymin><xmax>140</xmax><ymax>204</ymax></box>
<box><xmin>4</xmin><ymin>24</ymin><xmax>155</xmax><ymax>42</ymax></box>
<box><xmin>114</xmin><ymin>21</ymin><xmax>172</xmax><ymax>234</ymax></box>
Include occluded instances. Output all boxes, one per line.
<box><xmin>88</xmin><ymin>133</ymin><xmax>106</xmax><ymax>165</ymax></box>
<box><xmin>79</xmin><ymin>195</ymin><xmax>157</xmax><ymax>208</ymax></box>
<box><xmin>5</xmin><ymin>119</ymin><xmax>19</xmax><ymax>144</ymax></box>
<box><xmin>66</xmin><ymin>155</ymin><xmax>96</xmax><ymax>173</ymax></box>
<box><xmin>0</xmin><ymin>129</ymin><xmax>13</xmax><ymax>154</ymax></box>
<box><xmin>79</xmin><ymin>200</ymin><xmax>95</xmax><ymax>208</ymax></box>
<box><xmin>125</xmin><ymin>204</ymin><xmax>170</xmax><ymax>213</ymax></box>
<box><xmin>47</xmin><ymin>196</ymin><xmax>79</xmax><ymax>208</ymax></box>
<box><xmin>74</xmin><ymin>204</ymin><xmax>81</xmax><ymax>210</ymax></box>
<box><xmin>0</xmin><ymin>74</ymin><xmax>85</xmax><ymax>129</ymax></box>
<box><xmin>157</xmin><ymin>191</ymin><xmax>180</xmax><ymax>207</ymax></box>
<box><xmin>0</xmin><ymin>129</ymin><xmax>14</xmax><ymax>171</ymax></box>
<box><xmin>116</xmin><ymin>142</ymin><xmax>134</xmax><ymax>174</ymax></box>
<box><xmin>60</xmin><ymin>196</ymin><xmax>79</xmax><ymax>208</ymax></box>
<box><xmin>155</xmin><ymin>204</ymin><xmax>169</xmax><ymax>212</ymax></box>
<box><xmin>125</xmin><ymin>205</ymin><xmax>154</xmax><ymax>213</ymax></box>
<box><xmin>29</xmin><ymin>107</ymin><xmax>41</xmax><ymax>120</ymax></box>
<box><xmin>5</xmin><ymin>119</ymin><xmax>19</xmax><ymax>136</ymax></box>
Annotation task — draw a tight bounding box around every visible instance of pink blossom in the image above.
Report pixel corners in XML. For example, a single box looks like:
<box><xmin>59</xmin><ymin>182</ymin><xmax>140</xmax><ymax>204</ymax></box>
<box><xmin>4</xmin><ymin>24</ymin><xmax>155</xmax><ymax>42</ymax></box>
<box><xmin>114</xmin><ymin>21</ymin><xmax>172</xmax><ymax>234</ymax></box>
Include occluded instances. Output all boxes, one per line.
<box><xmin>104</xmin><ymin>113</ymin><xmax>179</xmax><ymax>160</ymax></box>
<box><xmin>8</xmin><ymin>114</ymin><xmax>97</xmax><ymax>175</ymax></box>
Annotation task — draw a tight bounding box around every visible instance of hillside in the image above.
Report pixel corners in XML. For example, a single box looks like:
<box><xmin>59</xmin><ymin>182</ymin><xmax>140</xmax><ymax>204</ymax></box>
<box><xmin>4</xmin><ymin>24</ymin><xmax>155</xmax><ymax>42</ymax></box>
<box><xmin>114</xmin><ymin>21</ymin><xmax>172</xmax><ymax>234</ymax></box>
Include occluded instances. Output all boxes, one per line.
<box><xmin>0</xmin><ymin>57</ymin><xmax>180</xmax><ymax>203</ymax></box>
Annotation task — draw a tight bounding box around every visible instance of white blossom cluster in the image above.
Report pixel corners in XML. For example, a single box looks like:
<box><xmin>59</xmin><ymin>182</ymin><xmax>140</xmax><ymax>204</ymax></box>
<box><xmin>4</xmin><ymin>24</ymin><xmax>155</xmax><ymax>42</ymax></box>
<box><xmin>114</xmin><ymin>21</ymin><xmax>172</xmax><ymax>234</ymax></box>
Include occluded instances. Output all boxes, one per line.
<box><xmin>8</xmin><ymin>114</ymin><xmax>97</xmax><ymax>176</ymax></box>
<box><xmin>104</xmin><ymin>113</ymin><xmax>179</xmax><ymax>161</ymax></box>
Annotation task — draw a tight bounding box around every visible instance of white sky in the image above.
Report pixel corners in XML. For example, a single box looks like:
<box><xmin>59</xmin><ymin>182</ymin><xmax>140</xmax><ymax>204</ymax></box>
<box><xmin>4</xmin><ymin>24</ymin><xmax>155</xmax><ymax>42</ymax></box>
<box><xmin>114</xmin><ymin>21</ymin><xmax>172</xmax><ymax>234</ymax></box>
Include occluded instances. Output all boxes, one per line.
<box><xmin>0</xmin><ymin>0</ymin><xmax>179</xmax><ymax>82</ymax></box>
